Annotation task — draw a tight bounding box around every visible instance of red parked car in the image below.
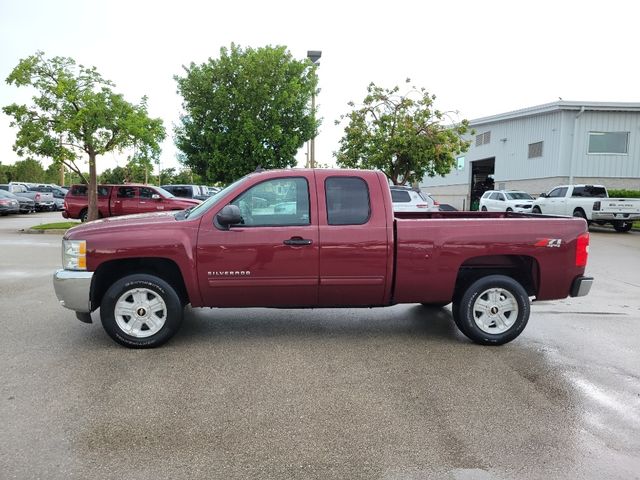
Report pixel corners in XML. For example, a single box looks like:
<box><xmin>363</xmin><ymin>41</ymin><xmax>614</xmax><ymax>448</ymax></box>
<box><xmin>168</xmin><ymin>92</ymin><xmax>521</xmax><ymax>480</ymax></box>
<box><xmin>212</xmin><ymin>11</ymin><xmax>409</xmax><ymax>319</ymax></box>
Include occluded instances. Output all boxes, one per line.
<box><xmin>62</xmin><ymin>184</ymin><xmax>201</xmax><ymax>221</ymax></box>
<box><xmin>53</xmin><ymin>169</ymin><xmax>592</xmax><ymax>348</ymax></box>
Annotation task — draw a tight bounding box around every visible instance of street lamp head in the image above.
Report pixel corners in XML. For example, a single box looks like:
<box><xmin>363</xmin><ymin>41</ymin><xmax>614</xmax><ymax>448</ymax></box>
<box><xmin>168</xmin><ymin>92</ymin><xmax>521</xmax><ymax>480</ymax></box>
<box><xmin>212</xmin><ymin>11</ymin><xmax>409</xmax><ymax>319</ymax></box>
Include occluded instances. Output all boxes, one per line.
<box><xmin>307</xmin><ymin>50</ymin><xmax>322</xmax><ymax>64</ymax></box>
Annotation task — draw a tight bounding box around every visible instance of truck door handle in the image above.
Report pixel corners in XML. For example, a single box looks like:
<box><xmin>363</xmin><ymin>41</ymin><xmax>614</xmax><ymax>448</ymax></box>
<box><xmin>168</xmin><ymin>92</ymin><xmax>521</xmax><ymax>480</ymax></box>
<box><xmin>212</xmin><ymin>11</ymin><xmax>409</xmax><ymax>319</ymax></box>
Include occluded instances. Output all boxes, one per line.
<box><xmin>283</xmin><ymin>237</ymin><xmax>313</xmax><ymax>246</ymax></box>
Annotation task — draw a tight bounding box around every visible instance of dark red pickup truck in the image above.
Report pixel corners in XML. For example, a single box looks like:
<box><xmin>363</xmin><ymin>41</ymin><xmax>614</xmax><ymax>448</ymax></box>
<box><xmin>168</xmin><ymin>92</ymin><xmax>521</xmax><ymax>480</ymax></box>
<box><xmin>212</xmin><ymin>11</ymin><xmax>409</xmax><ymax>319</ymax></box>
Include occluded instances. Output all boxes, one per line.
<box><xmin>62</xmin><ymin>184</ymin><xmax>201</xmax><ymax>222</ymax></box>
<box><xmin>53</xmin><ymin>169</ymin><xmax>593</xmax><ymax>348</ymax></box>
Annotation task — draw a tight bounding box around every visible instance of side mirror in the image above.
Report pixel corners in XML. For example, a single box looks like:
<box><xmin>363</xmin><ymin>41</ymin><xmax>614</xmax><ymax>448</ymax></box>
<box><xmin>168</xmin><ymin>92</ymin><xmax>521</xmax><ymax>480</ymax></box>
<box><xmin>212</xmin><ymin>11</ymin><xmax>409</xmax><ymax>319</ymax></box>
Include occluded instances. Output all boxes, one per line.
<box><xmin>216</xmin><ymin>204</ymin><xmax>241</xmax><ymax>229</ymax></box>
<box><xmin>151</xmin><ymin>194</ymin><xmax>161</xmax><ymax>200</ymax></box>
<box><xmin>539</xmin><ymin>193</ymin><xmax>547</xmax><ymax>198</ymax></box>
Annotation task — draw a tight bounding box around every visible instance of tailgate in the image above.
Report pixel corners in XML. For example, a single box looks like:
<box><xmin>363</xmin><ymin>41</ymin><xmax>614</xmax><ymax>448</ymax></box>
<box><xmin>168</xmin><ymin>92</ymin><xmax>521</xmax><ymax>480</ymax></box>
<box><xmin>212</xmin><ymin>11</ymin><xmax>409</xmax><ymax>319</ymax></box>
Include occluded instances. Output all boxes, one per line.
<box><xmin>600</xmin><ymin>198</ymin><xmax>640</xmax><ymax>214</ymax></box>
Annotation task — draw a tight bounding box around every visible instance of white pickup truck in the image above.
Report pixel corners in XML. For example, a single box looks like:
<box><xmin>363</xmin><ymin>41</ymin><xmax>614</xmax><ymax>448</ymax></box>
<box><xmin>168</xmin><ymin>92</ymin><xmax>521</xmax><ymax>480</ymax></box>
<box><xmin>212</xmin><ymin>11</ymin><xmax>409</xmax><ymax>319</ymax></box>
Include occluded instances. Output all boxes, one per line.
<box><xmin>532</xmin><ymin>184</ymin><xmax>640</xmax><ymax>232</ymax></box>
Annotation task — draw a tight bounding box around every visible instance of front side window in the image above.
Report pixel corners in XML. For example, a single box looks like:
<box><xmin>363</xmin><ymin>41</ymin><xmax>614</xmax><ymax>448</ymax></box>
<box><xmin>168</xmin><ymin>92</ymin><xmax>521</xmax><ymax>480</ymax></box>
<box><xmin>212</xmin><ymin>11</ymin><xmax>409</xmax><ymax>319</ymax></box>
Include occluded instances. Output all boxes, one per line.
<box><xmin>588</xmin><ymin>132</ymin><xmax>629</xmax><ymax>154</ymax></box>
<box><xmin>231</xmin><ymin>177</ymin><xmax>310</xmax><ymax>226</ymax></box>
<box><xmin>139</xmin><ymin>187</ymin><xmax>156</xmax><ymax>199</ymax></box>
<box><xmin>548</xmin><ymin>187</ymin><xmax>568</xmax><ymax>198</ymax></box>
<box><xmin>325</xmin><ymin>177</ymin><xmax>370</xmax><ymax>225</ymax></box>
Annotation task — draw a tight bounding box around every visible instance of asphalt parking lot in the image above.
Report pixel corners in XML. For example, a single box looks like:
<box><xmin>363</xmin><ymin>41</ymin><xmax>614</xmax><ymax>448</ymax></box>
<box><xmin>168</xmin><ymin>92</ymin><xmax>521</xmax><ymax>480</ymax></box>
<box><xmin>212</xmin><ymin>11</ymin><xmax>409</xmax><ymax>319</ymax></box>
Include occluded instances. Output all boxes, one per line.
<box><xmin>1</xmin><ymin>212</ymin><xmax>639</xmax><ymax>480</ymax></box>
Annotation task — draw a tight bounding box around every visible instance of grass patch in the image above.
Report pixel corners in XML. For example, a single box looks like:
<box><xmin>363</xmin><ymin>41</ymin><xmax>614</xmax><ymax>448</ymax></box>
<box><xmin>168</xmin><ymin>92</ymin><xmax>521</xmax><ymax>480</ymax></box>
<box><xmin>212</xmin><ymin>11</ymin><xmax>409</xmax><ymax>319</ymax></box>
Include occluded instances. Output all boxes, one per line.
<box><xmin>31</xmin><ymin>221</ymin><xmax>81</xmax><ymax>230</ymax></box>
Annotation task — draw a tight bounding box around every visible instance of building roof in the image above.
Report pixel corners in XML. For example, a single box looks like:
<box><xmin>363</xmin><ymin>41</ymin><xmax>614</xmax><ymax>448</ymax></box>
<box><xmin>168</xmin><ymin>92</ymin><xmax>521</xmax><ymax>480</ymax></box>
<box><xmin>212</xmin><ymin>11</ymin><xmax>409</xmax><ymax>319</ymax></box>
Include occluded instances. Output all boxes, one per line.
<box><xmin>470</xmin><ymin>100</ymin><xmax>640</xmax><ymax>126</ymax></box>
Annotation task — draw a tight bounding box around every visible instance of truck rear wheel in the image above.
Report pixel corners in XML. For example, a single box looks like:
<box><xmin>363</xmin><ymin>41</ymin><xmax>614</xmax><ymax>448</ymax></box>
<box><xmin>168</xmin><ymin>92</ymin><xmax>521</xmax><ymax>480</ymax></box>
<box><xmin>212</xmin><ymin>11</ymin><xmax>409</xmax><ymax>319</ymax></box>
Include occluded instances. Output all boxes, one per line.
<box><xmin>79</xmin><ymin>209</ymin><xmax>88</xmax><ymax>222</ymax></box>
<box><xmin>532</xmin><ymin>206</ymin><xmax>542</xmax><ymax>214</ymax></box>
<box><xmin>613</xmin><ymin>221</ymin><xmax>633</xmax><ymax>232</ymax></box>
<box><xmin>452</xmin><ymin>275</ymin><xmax>530</xmax><ymax>345</ymax></box>
<box><xmin>100</xmin><ymin>274</ymin><xmax>183</xmax><ymax>348</ymax></box>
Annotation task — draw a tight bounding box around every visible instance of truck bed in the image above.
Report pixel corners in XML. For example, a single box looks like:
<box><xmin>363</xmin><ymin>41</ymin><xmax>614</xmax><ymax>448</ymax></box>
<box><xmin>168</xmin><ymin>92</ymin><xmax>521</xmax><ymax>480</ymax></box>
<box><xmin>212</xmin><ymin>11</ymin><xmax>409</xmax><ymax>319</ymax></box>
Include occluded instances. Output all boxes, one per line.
<box><xmin>393</xmin><ymin>213</ymin><xmax>588</xmax><ymax>304</ymax></box>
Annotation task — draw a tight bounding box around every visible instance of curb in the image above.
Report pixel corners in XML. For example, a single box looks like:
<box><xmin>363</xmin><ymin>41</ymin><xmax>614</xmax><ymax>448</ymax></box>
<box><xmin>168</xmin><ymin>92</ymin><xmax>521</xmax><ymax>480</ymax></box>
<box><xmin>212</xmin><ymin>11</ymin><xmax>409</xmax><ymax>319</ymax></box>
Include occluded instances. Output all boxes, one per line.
<box><xmin>21</xmin><ymin>228</ymin><xmax>68</xmax><ymax>235</ymax></box>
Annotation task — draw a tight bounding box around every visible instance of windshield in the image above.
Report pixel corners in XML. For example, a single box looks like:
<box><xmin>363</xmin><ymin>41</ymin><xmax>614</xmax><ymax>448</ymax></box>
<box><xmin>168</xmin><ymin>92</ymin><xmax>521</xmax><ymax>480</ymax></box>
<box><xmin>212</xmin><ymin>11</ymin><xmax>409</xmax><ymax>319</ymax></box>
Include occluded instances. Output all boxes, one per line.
<box><xmin>154</xmin><ymin>186</ymin><xmax>175</xmax><ymax>198</ymax></box>
<box><xmin>505</xmin><ymin>192</ymin><xmax>533</xmax><ymax>200</ymax></box>
<box><xmin>179</xmin><ymin>175</ymin><xmax>249</xmax><ymax>220</ymax></box>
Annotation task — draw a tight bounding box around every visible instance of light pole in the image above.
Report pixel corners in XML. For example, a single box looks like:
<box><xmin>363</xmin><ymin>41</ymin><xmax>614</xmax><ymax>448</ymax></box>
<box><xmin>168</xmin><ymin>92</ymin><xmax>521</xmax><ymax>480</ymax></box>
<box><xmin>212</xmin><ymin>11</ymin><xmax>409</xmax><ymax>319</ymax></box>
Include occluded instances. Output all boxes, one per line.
<box><xmin>307</xmin><ymin>50</ymin><xmax>321</xmax><ymax>168</ymax></box>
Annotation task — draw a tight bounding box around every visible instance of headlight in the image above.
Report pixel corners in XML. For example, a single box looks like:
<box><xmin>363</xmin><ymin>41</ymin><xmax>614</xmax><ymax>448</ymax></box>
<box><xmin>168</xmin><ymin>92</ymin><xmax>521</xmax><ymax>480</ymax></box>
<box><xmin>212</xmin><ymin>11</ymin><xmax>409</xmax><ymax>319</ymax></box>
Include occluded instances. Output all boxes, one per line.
<box><xmin>62</xmin><ymin>240</ymin><xmax>87</xmax><ymax>270</ymax></box>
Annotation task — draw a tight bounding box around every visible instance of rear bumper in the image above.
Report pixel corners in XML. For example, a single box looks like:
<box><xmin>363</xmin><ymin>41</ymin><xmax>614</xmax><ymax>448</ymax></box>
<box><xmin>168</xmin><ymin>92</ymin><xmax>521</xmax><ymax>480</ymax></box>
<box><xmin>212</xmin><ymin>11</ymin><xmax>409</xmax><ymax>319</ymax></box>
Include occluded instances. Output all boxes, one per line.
<box><xmin>53</xmin><ymin>269</ymin><xmax>93</xmax><ymax>312</ymax></box>
<box><xmin>570</xmin><ymin>276</ymin><xmax>594</xmax><ymax>297</ymax></box>
<box><xmin>592</xmin><ymin>212</ymin><xmax>640</xmax><ymax>222</ymax></box>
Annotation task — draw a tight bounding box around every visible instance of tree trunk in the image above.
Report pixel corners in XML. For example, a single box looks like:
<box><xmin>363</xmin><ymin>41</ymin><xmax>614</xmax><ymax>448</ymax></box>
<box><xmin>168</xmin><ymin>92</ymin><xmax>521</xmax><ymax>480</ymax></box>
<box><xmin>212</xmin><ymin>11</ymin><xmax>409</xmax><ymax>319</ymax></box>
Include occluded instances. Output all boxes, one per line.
<box><xmin>87</xmin><ymin>151</ymin><xmax>99</xmax><ymax>221</ymax></box>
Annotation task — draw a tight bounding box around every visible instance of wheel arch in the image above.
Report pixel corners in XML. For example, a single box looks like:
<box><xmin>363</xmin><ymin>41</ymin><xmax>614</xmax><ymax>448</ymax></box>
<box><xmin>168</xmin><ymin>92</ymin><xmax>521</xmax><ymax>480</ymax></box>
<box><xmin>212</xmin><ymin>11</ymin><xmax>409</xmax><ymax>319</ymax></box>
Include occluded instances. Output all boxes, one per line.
<box><xmin>91</xmin><ymin>257</ymin><xmax>189</xmax><ymax>311</ymax></box>
<box><xmin>453</xmin><ymin>255</ymin><xmax>539</xmax><ymax>300</ymax></box>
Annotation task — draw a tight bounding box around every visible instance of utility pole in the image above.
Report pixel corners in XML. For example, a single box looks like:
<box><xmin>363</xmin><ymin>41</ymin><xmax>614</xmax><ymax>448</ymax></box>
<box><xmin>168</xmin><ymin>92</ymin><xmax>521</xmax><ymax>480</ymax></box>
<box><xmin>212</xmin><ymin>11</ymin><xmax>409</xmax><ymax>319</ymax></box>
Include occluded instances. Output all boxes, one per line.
<box><xmin>307</xmin><ymin>50</ymin><xmax>322</xmax><ymax>169</ymax></box>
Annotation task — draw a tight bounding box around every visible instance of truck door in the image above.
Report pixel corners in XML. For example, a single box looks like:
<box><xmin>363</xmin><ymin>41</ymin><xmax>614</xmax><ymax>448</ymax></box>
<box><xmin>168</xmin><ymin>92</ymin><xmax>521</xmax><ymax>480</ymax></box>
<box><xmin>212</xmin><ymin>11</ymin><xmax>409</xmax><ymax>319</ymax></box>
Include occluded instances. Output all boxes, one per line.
<box><xmin>196</xmin><ymin>174</ymin><xmax>319</xmax><ymax>307</ymax></box>
<box><xmin>138</xmin><ymin>186</ymin><xmax>164</xmax><ymax>213</ymax></box>
<box><xmin>546</xmin><ymin>187</ymin><xmax>568</xmax><ymax>215</ymax></box>
<box><xmin>315</xmin><ymin>171</ymin><xmax>391</xmax><ymax>306</ymax></box>
<box><xmin>112</xmin><ymin>186</ymin><xmax>139</xmax><ymax>216</ymax></box>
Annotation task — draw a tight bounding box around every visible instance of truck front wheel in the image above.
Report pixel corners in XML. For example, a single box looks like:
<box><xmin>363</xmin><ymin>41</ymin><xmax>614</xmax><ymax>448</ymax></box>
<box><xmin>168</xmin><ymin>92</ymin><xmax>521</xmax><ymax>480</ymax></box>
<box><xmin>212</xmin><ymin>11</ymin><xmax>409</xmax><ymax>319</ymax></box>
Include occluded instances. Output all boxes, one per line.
<box><xmin>100</xmin><ymin>274</ymin><xmax>184</xmax><ymax>348</ymax></box>
<box><xmin>452</xmin><ymin>275</ymin><xmax>530</xmax><ymax>345</ymax></box>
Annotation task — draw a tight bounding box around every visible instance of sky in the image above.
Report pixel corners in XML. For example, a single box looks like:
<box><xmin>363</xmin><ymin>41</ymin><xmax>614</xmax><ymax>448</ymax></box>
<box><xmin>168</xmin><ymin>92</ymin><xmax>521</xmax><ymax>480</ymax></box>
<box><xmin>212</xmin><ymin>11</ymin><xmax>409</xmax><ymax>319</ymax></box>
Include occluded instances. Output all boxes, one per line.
<box><xmin>1</xmin><ymin>0</ymin><xmax>639</xmax><ymax>176</ymax></box>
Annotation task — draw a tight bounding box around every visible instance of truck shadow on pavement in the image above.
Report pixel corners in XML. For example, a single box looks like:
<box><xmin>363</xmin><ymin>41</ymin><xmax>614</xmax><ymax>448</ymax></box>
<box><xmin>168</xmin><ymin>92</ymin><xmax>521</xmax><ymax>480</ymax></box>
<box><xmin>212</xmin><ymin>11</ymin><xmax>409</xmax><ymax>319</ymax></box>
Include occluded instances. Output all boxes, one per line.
<box><xmin>174</xmin><ymin>304</ymin><xmax>469</xmax><ymax>346</ymax></box>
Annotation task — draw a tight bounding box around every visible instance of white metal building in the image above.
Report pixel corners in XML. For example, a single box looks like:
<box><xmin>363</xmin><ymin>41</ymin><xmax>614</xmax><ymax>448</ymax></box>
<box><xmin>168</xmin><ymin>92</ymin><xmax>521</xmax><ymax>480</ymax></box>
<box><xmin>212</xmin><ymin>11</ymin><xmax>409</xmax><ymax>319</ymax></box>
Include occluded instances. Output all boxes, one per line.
<box><xmin>420</xmin><ymin>101</ymin><xmax>640</xmax><ymax>210</ymax></box>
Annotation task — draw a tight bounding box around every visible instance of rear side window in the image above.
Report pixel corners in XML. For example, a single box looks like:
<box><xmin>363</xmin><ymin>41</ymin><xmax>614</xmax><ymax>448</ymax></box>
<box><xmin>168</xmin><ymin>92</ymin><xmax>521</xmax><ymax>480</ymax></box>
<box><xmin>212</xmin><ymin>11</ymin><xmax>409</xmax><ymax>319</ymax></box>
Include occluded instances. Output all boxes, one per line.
<box><xmin>391</xmin><ymin>190</ymin><xmax>411</xmax><ymax>203</ymax></box>
<box><xmin>325</xmin><ymin>177</ymin><xmax>370</xmax><ymax>225</ymax></box>
<box><xmin>572</xmin><ymin>186</ymin><xmax>606</xmax><ymax>198</ymax></box>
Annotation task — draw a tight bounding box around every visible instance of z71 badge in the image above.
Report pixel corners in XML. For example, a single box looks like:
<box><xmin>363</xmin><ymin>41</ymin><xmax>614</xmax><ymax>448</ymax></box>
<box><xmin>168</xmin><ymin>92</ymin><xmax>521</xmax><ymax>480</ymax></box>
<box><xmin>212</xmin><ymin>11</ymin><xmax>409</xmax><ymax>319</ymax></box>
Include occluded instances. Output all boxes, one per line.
<box><xmin>534</xmin><ymin>239</ymin><xmax>562</xmax><ymax>248</ymax></box>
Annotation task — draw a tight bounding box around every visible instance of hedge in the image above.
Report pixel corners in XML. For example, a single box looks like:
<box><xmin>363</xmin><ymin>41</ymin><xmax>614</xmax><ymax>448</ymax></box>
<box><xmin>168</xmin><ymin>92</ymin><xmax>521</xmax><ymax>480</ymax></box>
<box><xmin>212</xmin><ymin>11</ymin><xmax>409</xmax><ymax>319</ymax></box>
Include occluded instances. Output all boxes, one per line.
<box><xmin>608</xmin><ymin>189</ymin><xmax>640</xmax><ymax>198</ymax></box>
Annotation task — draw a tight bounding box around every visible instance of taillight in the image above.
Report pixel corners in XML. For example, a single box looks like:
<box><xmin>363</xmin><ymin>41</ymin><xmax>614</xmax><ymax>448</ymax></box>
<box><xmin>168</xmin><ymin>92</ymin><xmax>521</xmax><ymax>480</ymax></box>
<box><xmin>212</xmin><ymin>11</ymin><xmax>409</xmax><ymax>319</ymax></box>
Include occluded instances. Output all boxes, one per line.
<box><xmin>576</xmin><ymin>232</ymin><xmax>589</xmax><ymax>267</ymax></box>
<box><xmin>35</xmin><ymin>193</ymin><xmax>41</xmax><ymax>201</ymax></box>
<box><xmin>0</xmin><ymin>199</ymin><xmax>9</xmax><ymax>205</ymax></box>
<box><xmin>433</xmin><ymin>201</ymin><xmax>440</xmax><ymax>206</ymax></box>
<box><xmin>593</xmin><ymin>201</ymin><xmax>600</xmax><ymax>211</ymax></box>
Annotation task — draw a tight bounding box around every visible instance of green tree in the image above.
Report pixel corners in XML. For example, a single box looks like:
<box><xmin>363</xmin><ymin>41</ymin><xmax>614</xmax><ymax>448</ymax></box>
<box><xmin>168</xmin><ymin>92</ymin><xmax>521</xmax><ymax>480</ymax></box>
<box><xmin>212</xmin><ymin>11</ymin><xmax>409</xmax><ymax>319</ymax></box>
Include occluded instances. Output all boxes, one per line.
<box><xmin>335</xmin><ymin>80</ymin><xmax>471</xmax><ymax>185</ymax></box>
<box><xmin>13</xmin><ymin>158</ymin><xmax>45</xmax><ymax>182</ymax></box>
<box><xmin>0</xmin><ymin>163</ymin><xmax>16</xmax><ymax>183</ymax></box>
<box><xmin>175</xmin><ymin>44</ymin><xmax>319</xmax><ymax>183</ymax></box>
<box><xmin>3</xmin><ymin>51</ymin><xmax>166</xmax><ymax>220</ymax></box>
<box><xmin>99</xmin><ymin>166</ymin><xmax>127</xmax><ymax>184</ymax></box>
<box><xmin>44</xmin><ymin>162</ymin><xmax>63</xmax><ymax>184</ymax></box>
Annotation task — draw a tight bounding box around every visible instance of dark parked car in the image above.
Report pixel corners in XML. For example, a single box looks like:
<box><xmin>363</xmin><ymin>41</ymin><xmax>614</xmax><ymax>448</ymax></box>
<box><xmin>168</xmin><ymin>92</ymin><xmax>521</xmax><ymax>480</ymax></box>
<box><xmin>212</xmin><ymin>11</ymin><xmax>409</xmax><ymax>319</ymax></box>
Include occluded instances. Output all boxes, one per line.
<box><xmin>0</xmin><ymin>190</ymin><xmax>20</xmax><ymax>215</ymax></box>
<box><xmin>161</xmin><ymin>184</ymin><xmax>210</xmax><ymax>201</ymax></box>
<box><xmin>0</xmin><ymin>189</ymin><xmax>35</xmax><ymax>213</ymax></box>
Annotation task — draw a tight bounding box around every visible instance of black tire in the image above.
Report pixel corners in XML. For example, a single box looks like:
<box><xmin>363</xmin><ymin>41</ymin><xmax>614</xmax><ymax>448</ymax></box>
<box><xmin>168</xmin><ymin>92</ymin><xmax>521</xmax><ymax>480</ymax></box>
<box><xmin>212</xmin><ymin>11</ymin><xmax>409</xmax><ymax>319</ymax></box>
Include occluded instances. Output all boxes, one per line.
<box><xmin>452</xmin><ymin>275</ymin><xmax>530</xmax><ymax>346</ymax></box>
<box><xmin>506</xmin><ymin>207</ymin><xmax>513</xmax><ymax>212</ymax></box>
<box><xmin>421</xmin><ymin>302</ymin><xmax>450</xmax><ymax>308</ymax></box>
<box><xmin>613</xmin><ymin>221</ymin><xmax>633</xmax><ymax>232</ymax></box>
<box><xmin>481</xmin><ymin>206</ymin><xmax>487</xmax><ymax>212</ymax></box>
<box><xmin>79</xmin><ymin>208</ymin><xmax>88</xmax><ymax>222</ymax></box>
<box><xmin>532</xmin><ymin>206</ymin><xmax>542</xmax><ymax>214</ymax></box>
<box><xmin>100</xmin><ymin>274</ymin><xmax>184</xmax><ymax>348</ymax></box>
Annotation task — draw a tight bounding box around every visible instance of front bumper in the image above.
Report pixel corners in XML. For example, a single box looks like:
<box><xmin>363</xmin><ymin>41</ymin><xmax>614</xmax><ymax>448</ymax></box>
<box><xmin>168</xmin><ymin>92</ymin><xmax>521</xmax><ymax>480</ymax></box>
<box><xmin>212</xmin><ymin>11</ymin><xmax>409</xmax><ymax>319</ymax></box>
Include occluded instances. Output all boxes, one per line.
<box><xmin>570</xmin><ymin>276</ymin><xmax>594</xmax><ymax>297</ymax></box>
<box><xmin>53</xmin><ymin>269</ymin><xmax>93</xmax><ymax>312</ymax></box>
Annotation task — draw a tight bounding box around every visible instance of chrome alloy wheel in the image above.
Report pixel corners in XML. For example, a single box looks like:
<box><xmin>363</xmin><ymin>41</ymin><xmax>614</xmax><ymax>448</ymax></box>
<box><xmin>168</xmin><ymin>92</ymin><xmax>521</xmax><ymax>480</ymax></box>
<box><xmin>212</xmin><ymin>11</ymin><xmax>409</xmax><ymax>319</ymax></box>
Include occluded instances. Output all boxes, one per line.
<box><xmin>472</xmin><ymin>288</ymin><xmax>519</xmax><ymax>334</ymax></box>
<box><xmin>114</xmin><ymin>288</ymin><xmax>167</xmax><ymax>338</ymax></box>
